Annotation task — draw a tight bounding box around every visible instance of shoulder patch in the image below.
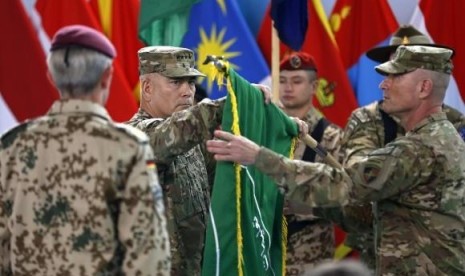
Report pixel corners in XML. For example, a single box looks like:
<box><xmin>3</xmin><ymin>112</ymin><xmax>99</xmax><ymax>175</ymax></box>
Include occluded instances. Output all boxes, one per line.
<box><xmin>0</xmin><ymin>121</ymin><xmax>31</xmax><ymax>149</ymax></box>
<box><xmin>113</xmin><ymin>122</ymin><xmax>150</xmax><ymax>144</ymax></box>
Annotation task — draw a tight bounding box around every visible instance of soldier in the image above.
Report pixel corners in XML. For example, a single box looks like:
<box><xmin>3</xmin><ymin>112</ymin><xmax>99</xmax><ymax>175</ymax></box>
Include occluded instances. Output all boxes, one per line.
<box><xmin>127</xmin><ymin>46</ymin><xmax>271</xmax><ymax>275</ymax></box>
<box><xmin>0</xmin><ymin>25</ymin><xmax>170</xmax><ymax>275</ymax></box>
<box><xmin>206</xmin><ymin>45</ymin><xmax>465</xmax><ymax>275</ymax></box>
<box><xmin>336</xmin><ymin>25</ymin><xmax>465</xmax><ymax>270</ymax></box>
<box><xmin>278</xmin><ymin>52</ymin><xmax>343</xmax><ymax>274</ymax></box>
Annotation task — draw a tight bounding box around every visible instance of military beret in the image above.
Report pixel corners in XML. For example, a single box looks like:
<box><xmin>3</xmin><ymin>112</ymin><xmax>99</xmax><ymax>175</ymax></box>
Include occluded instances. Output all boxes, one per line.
<box><xmin>280</xmin><ymin>52</ymin><xmax>318</xmax><ymax>72</ymax></box>
<box><xmin>138</xmin><ymin>46</ymin><xmax>205</xmax><ymax>77</ymax></box>
<box><xmin>50</xmin><ymin>25</ymin><xmax>116</xmax><ymax>58</ymax></box>
<box><xmin>375</xmin><ymin>45</ymin><xmax>454</xmax><ymax>75</ymax></box>
<box><xmin>366</xmin><ymin>25</ymin><xmax>452</xmax><ymax>63</ymax></box>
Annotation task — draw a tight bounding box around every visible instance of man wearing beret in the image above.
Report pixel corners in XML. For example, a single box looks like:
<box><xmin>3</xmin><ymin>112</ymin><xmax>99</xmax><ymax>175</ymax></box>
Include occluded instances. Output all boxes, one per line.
<box><xmin>331</xmin><ymin>25</ymin><xmax>465</xmax><ymax>270</ymax></box>
<box><xmin>0</xmin><ymin>25</ymin><xmax>170</xmax><ymax>275</ymax></box>
<box><xmin>127</xmin><ymin>46</ymin><xmax>272</xmax><ymax>275</ymax></box>
<box><xmin>206</xmin><ymin>45</ymin><xmax>465</xmax><ymax>275</ymax></box>
<box><xmin>278</xmin><ymin>52</ymin><xmax>342</xmax><ymax>274</ymax></box>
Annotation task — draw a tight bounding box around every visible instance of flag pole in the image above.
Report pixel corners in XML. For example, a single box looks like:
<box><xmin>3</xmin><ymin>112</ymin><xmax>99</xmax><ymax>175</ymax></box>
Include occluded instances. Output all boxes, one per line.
<box><xmin>271</xmin><ymin>22</ymin><xmax>280</xmax><ymax>103</ymax></box>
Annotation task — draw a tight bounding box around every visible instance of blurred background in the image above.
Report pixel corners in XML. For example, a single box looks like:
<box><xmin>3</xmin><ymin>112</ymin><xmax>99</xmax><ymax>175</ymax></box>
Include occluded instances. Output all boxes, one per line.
<box><xmin>1</xmin><ymin>0</ymin><xmax>463</xmax><ymax>131</ymax></box>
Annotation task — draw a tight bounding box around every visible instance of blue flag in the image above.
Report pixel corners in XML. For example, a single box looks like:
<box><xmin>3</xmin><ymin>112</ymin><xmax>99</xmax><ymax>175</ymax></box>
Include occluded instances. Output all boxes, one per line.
<box><xmin>181</xmin><ymin>0</ymin><xmax>269</xmax><ymax>99</ymax></box>
<box><xmin>270</xmin><ymin>0</ymin><xmax>308</xmax><ymax>51</ymax></box>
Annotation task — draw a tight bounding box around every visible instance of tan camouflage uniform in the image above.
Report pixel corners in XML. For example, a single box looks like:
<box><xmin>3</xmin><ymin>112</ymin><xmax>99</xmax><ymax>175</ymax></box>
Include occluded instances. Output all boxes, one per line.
<box><xmin>286</xmin><ymin>108</ymin><xmax>343</xmax><ymax>275</ymax></box>
<box><xmin>255</xmin><ymin>110</ymin><xmax>465</xmax><ymax>275</ymax></box>
<box><xmin>127</xmin><ymin>98</ymin><xmax>224</xmax><ymax>276</ymax></box>
<box><xmin>0</xmin><ymin>99</ymin><xmax>170</xmax><ymax>275</ymax></box>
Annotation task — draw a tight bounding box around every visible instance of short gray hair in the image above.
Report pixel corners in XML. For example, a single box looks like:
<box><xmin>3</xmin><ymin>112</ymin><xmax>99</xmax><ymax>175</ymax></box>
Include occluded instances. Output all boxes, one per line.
<box><xmin>47</xmin><ymin>47</ymin><xmax>112</xmax><ymax>96</ymax></box>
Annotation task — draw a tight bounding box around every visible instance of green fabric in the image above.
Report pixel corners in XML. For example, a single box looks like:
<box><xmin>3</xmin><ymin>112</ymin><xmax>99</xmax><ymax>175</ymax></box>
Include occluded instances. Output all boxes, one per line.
<box><xmin>139</xmin><ymin>0</ymin><xmax>199</xmax><ymax>46</ymax></box>
<box><xmin>202</xmin><ymin>68</ymin><xmax>299</xmax><ymax>275</ymax></box>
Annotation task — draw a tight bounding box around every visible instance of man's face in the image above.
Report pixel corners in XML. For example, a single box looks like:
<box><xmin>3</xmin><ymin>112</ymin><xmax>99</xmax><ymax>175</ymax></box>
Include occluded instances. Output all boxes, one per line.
<box><xmin>379</xmin><ymin>71</ymin><xmax>421</xmax><ymax>116</ymax></box>
<box><xmin>147</xmin><ymin>73</ymin><xmax>196</xmax><ymax>118</ymax></box>
<box><xmin>279</xmin><ymin>70</ymin><xmax>317</xmax><ymax>112</ymax></box>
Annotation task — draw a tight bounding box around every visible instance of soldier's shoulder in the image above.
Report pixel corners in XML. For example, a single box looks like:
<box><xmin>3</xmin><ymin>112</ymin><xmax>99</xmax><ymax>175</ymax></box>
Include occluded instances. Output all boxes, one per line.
<box><xmin>0</xmin><ymin>120</ymin><xmax>33</xmax><ymax>149</ymax></box>
<box><xmin>127</xmin><ymin>117</ymin><xmax>165</xmax><ymax>132</ymax></box>
<box><xmin>112</xmin><ymin>122</ymin><xmax>150</xmax><ymax>144</ymax></box>
<box><xmin>349</xmin><ymin>102</ymin><xmax>381</xmax><ymax>125</ymax></box>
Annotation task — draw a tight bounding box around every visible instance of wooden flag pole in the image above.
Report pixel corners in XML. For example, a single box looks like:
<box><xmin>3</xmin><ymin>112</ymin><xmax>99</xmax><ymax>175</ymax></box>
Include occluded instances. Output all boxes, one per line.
<box><xmin>271</xmin><ymin>23</ymin><xmax>280</xmax><ymax>103</ymax></box>
<box><xmin>302</xmin><ymin>134</ymin><xmax>343</xmax><ymax>169</ymax></box>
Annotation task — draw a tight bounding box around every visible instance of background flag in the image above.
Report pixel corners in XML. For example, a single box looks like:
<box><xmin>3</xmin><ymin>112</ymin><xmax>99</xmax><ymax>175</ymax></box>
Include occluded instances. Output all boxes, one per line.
<box><xmin>35</xmin><ymin>0</ymin><xmax>138</xmax><ymax>122</ymax></box>
<box><xmin>270</xmin><ymin>0</ymin><xmax>308</xmax><ymax>51</ymax></box>
<box><xmin>258</xmin><ymin>0</ymin><xmax>358</xmax><ymax>127</ymax></box>
<box><xmin>330</xmin><ymin>0</ymin><xmax>398</xmax><ymax>106</ymax></box>
<box><xmin>139</xmin><ymin>0</ymin><xmax>200</xmax><ymax>46</ymax></box>
<box><xmin>182</xmin><ymin>0</ymin><xmax>270</xmax><ymax>99</ymax></box>
<box><xmin>0</xmin><ymin>0</ymin><xmax>58</xmax><ymax>123</ymax></box>
<box><xmin>409</xmin><ymin>0</ymin><xmax>465</xmax><ymax>114</ymax></box>
<box><xmin>202</xmin><ymin>65</ymin><xmax>298</xmax><ymax>275</ymax></box>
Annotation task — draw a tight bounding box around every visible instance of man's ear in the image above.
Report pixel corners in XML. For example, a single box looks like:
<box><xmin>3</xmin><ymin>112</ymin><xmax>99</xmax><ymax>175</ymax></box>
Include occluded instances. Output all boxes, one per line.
<box><xmin>100</xmin><ymin>65</ymin><xmax>114</xmax><ymax>90</ymax></box>
<box><xmin>140</xmin><ymin>75</ymin><xmax>152</xmax><ymax>101</ymax></box>
<box><xmin>419</xmin><ymin>78</ymin><xmax>433</xmax><ymax>99</ymax></box>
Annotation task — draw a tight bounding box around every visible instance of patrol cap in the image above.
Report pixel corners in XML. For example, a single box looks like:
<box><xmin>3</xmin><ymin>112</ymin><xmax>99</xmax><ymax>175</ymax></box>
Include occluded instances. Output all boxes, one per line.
<box><xmin>375</xmin><ymin>45</ymin><xmax>454</xmax><ymax>75</ymax></box>
<box><xmin>366</xmin><ymin>25</ymin><xmax>452</xmax><ymax>63</ymax></box>
<box><xmin>50</xmin><ymin>25</ymin><xmax>116</xmax><ymax>58</ymax></box>
<box><xmin>138</xmin><ymin>46</ymin><xmax>206</xmax><ymax>77</ymax></box>
<box><xmin>280</xmin><ymin>52</ymin><xmax>318</xmax><ymax>72</ymax></box>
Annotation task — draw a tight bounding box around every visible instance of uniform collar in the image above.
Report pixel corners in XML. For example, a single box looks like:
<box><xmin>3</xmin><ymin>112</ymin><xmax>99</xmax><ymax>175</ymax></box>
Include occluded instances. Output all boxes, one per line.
<box><xmin>47</xmin><ymin>99</ymin><xmax>111</xmax><ymax>121</ymax></box>
<box><xmin>409</xmin><ymin>112</ymin><xmax>447</xmax><ymax>133</ymax></box>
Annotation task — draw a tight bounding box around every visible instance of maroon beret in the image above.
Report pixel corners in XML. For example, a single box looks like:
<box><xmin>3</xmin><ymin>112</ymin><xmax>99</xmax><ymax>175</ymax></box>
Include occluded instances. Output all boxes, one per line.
<box><xmin>50</xmin><ymin>25</ymin><xmax>116</xmax><ymax>58</ymax></box>
<box><xmin>280</xmin><ymin>52</ymin><xmax>317</xmax><ymax>72</ymax></box>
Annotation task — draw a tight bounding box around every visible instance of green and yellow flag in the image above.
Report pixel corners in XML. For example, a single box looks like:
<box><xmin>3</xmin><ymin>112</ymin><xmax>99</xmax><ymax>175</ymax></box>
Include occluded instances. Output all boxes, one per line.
<box><xmin>202</xmin><ymin>65</ymin><xmax>298</xmax><ymax>276</ymax></box>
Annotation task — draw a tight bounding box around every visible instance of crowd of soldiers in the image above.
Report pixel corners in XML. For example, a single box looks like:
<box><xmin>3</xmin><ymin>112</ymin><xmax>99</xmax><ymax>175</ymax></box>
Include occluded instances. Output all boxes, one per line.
<box><xmin>1</xmin><ymin>24</ymin><xmax>464</xmax><ymax>276</ymax></box>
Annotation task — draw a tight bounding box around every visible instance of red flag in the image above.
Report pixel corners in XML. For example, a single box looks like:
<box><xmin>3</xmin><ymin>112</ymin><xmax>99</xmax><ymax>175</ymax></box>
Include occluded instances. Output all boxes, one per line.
<box><xmin>35</xmin><ymin>0</ymin><xmax>138</xmax><ymax>122</ymax></box>
<box><xmin>89</xmin><ymin>0</ymin><xmax>144</xmax><ymax>94</ymax></box>
<box><xmin>0</xmin><ymin>0</ymin><xmax>58</xmax><ymax>122</ymax></box>
<box><xmin>258</xmin><ymin>0</ymin><xmax>357</xmax><ymax>127</ymax></box>
<box><xmin>418</xmin><ymin>0</ymin><xmax>465</xmax><ymax>111</ymax></box>
<box><xmin>330</xmin><ymin>0</ymin><xmax>398</xmax><ymax>68</ymax></box>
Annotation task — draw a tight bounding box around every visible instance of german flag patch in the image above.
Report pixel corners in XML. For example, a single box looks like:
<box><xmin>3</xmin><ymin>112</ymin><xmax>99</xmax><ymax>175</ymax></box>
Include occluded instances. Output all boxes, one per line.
<box><xmin>146</xmin><ymin>159</ymin><xmax>156</xmax><ymax>170</ymax></box>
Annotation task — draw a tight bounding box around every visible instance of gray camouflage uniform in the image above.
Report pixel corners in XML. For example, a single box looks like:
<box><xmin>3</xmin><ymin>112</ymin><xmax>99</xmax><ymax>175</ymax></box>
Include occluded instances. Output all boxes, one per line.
<box><xmin>252</xmin><ymin>46</ymin><xmax>465</xmax><ymax>275</ymax></box>
<box><xmin>286</xmin><ymin>108</ymin><xmax>343</xmax><ymax>275</ymax></box>
<box><xmin>336</xmin><ymin>101</ymin><xmax>465</xmax><ymax>270</ymax></box>
<box><xmin>127</xmin><ymin>99</ymin><xmax>224</xmax><ymax>276</ymax></box>
<box><xmin>0</xmin><ymin>99</ymin><xmax>170</xmax><ymax>275</ymax></box>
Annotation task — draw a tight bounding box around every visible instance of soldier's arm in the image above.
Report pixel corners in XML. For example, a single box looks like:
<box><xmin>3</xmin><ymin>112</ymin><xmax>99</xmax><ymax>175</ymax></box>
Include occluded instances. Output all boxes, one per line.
<box><xmin>255</xmin><ymin>138</ymin><xmax>431</xmax><ymax>208</ymax></box>
<box><xmin>142</xmin><ymin>98</ymin><xmax>224</xmax><ymax>165</ymax></box>
<box><xmin>119</xmin><ymin>142</ymin><xmax>171</xmax><ymax>275</ymax></box>
<box><xmin>0</xmin><ymin>140</ymin><xmax>11</xmax><ymax>275</ymax></box>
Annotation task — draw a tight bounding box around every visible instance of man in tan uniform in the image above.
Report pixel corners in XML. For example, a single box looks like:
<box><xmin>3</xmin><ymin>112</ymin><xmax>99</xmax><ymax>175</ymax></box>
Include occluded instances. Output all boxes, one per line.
<box><xmin>278</xmin><ymin>52</ymin><xmax>342</xmax><ymax>274</ymax></box>
<box><xmin>0</xmin><ymin>25</ymin><xmax>170</xmax><ymax>275</ymax></box>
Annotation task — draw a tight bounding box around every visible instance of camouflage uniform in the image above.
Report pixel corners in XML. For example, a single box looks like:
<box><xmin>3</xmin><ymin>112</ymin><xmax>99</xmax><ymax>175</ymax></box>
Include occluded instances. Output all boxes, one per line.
<box><xmin>127</xmin><ymin>99</ymin><xmax>224</xmax><ymax>276</ymax></box>
<box><xmin>337</xmin><ymin>101</ymin><xmax>465</xmax><ymax>270</ymax></box>
<box><xmin>255</xmin><ymin>111</ymin><xmax>465</xmax><ymax>275</ymax></box>
<box><xmin>286</xmin><ymin>108</ymin><xmax>343</xmax><ymax>275</ymax></box>
<box><xmin>0</xmin><ymin>99</ymin><xmax>170</xmax><ymax>275</ymax></box>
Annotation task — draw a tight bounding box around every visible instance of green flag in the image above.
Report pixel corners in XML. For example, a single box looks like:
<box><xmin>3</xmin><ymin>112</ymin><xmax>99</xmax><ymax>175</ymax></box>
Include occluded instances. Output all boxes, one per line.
<box><xmin>202</xmin><ymin>65</ymin><xmax>299</xmax><ymax>275</ymax></box>
<box><xmin>139</xmin><ymin>0</ymin><xmax>200</xmax><ymax>46</ymax></box>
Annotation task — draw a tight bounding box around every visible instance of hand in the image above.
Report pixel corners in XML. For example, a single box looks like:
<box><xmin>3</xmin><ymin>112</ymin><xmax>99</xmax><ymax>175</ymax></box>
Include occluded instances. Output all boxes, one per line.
<box><xmin>206</xmin><ymin>130</ymin><xmax>260</xmax><ymax>165</ymax></box>
<box><xmin>290</xmin><ymin>117</ymin><xmax>309</xmax><ymax>139</ymax></box>
<box><xmin>252</xmin><ymin>83</ymin><xmax>272</xmax><ymax>104</ymax></box>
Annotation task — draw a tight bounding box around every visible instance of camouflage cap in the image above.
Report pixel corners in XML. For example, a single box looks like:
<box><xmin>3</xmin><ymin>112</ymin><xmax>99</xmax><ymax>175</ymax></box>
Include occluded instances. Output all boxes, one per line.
<box><xmin>375</xmin><ymin>45</ymin><xmax>454</xmax><ymax>75</ymax></box>
<box><xmin>138</xmin><ymin>46</ymin><xmax>206</xmax><ymax>77</ymax></box>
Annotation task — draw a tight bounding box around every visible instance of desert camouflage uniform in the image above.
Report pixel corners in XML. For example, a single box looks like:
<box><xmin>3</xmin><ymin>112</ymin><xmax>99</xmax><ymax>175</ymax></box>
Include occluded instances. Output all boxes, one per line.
<box><xmin>286</xmin><ymin>108</ymin><xmax>343</xmax><ymax>275</ymax></box>
<box><xmin>335</xmin><ymin>102</ymin><xmax>465</xmax><ymax>270</ymax></box>
<box><xmin>255</xmin><ymin>112</ymin><xmax>465</xmax><ymax>275</ymax></box>
<box><xmin>0</xmin><ymin>99</ymin><xmax>170</xmax><ymax>275</ymax></box>
<box><xmin>127</xmin><ymin>98</ymin><xmax>224</xmax><ymax>276</ymax></box>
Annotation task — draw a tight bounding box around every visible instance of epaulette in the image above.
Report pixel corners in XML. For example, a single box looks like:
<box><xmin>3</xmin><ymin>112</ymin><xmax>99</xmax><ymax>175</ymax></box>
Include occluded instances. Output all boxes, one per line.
<box><xmin>113</xmin><ymin>122</ymin><xmax>150</xmax><ymax>144</ymax></box>
<box><xmin>0</xmin><ymin>121</ymin><xmax>31</xmax><ymax>149</ymax></box>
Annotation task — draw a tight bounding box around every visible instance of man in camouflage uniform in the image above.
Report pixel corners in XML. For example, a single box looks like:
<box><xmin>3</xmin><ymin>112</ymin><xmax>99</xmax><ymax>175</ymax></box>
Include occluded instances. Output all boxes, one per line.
<box><xmin>278</xmin><ymin>52</ymin><xmax>342</xmax><ymax>274</ymax></box>
<box><xmin>335</xmin><ymin>25</ymin><xmax>465</xmax><ymax>270</ymax></box>
<box><xmin>206</xmin><ymin>45</ymin><xmax>465</xmax><ymax>275</ymax></box>
<box><xmin>0</xmin><ymin>25</ymin><xmax>170</xmax><ymax>275</ymax></box>
<box><xmin>128</xmin><ymin>46</ymin><xmax>271</xmax><ymax>275</ymax></box>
